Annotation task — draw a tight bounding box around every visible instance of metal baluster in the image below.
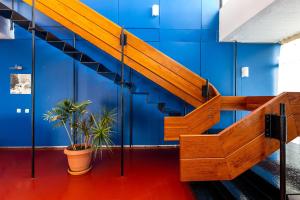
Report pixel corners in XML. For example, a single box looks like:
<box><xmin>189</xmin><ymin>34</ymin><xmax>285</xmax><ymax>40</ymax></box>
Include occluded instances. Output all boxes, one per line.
<box><xmin>120</xmin><ymin>27</ymin><xmax>127</xmax><ymax>176</ymax></box>
<box><xmin>31</xmin><ymin>0</ymin><xmax>36</xmax><ymax>178</ymax></box>
<box><xmin>280</xmin><ymin>103</ymin><xmax>287</xmax><ymax>200</ymax></box>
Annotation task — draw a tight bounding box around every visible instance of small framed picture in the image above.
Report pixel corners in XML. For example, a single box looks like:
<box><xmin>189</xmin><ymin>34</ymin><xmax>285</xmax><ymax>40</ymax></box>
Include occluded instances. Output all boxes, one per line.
<box><xmin>10</xmin><ymin>74</ymin><xmax>31</xmax><ymax>95</ymax></box>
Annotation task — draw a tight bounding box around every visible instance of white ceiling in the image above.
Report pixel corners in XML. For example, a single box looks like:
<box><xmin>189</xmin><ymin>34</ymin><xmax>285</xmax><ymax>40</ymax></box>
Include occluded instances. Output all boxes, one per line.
<box><xmin>220</xmin><ymin>0</ymin><xmax>300</xmax><ymax>43</ymax></box>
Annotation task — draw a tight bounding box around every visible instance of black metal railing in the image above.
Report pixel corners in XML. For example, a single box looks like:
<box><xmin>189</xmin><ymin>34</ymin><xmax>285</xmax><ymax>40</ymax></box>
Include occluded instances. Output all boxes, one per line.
<box><xmin>265</xmin><ymin>103</ymin><xmax>287</xmax><ymax>200</ymax></box>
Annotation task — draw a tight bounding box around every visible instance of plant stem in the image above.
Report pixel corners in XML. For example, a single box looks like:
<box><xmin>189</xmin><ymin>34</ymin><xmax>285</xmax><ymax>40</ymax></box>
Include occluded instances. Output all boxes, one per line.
<box><xmin>63</xmin><ymin>121</ymin><xmax>75</xmax><ymax>150</ymax></box>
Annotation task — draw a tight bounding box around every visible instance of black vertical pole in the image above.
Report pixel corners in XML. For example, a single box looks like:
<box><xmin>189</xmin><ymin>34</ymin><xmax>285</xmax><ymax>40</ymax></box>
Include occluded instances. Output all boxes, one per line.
<box><xmin>129</xmin><ymin>68</ymin><xmax>133</xmax><ymax>148</ymax></box>
<box><xmin>72</xmin><ymin>34</ymin><xmax>77</xmax><ymax>144</ymax></box>
<box><xmin>204</xmin><ymin>79</ymin><xmax>209</xmax><ymax>134</ymax></box>
<box><xmin>10</xmin><ymin>0</ymin><xmax>14</xmax><ymax>30</ymax></box>
<box><xmin>280</xmin><ymin>103</ymin><xmax>287</xmax><ymax>200</ymax></box>
<box><xmin>233</xmin><ymin>42</ymin><xmax>238</xmax><ymax>122</ymax></box>
<box><xmin>31</xmin><ymin>0</ymin><xmax>36</xmax><ymax>178</ymax></box>
<box><xmin>120</xmin><ymin>27</ymin><xmax>126</xmax><ymax>176</ymax></box>
<box><xmin>205</xmin><ymin>79</ymin><xmax>209</xmax><ymax>101</ymax></box>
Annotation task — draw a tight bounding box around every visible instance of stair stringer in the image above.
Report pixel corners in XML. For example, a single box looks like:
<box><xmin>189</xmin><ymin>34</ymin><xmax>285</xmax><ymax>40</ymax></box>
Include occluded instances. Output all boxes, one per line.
<box><xmin>180</xmin><ymin>92</ymin><xmax>300</xmax><ymax>181</ymax></box>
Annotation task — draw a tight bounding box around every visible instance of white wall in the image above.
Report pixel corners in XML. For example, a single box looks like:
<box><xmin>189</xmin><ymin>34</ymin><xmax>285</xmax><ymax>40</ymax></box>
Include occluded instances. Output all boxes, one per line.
<box><xmin>219</xmin><ymin>0</ymin><xmax>275</xmax><ymax>42</ymax></box>
<box><xmin>278</xmin><ymin>39</ymin><xmax>300</xmax><ymax>94</ymax></box>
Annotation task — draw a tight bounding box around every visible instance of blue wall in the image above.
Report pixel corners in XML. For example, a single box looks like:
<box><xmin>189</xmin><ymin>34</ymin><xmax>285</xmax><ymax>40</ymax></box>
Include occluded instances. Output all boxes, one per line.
<box><xmin>0</xmin><ymin>0</ymin><xmax>280</xmax><ymax>146</ymax></box>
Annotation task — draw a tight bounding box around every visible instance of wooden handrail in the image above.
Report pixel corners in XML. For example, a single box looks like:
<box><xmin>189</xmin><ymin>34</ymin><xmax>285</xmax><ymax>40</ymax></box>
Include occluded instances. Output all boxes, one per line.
<box><xmin>179</xmin><ymin>92</ymin><xmax>300</xmax><ymax>181</ymax></box>
<box><xmin>164</xmin><ymin>95</ymin><xmax>221</xmax><ymax>140</ymax></box>
<box><xmin>221</xmin><ymin>96</ymin><xmax>274</xmax><ymax>111</ymax></box>
<box><xmin>164</xmin><ymin>95</ymin><xmax>274</xmax><ymax>141</ymax></box>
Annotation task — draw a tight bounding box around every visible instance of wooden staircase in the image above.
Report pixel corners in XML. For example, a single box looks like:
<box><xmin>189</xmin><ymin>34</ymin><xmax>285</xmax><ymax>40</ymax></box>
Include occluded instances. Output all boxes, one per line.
<box><xmin>23</xmin><ymin>0</ymin><xmax>219</xmax><ymax>108</ymax></box>
<box><xmin>22</xmin><ymin>0</ymin><xmax>300</xmax><ymax>182</ymax></box>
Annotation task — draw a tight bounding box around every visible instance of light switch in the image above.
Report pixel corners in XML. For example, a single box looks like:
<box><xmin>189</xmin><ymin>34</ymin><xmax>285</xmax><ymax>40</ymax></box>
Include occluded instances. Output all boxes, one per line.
<box><xmin>25</xmin><ymin>109</ymin><xmax>30</xmax><ymax>114</ymax></box>
<box><xmin>16</xmin><ymin>108</ymin><xmax>21</xmax><ymax>113</ymax></box>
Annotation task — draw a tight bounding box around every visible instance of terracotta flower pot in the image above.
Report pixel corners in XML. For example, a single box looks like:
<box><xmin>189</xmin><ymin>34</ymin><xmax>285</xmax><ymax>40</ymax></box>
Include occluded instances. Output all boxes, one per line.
<box><xmin>64</xmin><ymin>145</ymin><xmax>93</xmax><ymax>175</ymax></box>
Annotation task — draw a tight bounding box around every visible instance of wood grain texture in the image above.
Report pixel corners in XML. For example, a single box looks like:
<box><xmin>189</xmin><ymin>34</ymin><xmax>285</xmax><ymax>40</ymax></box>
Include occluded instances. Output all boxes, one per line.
<box><xmin>228</xmin><ymin>114</ymin><xmax>298</xmax><ymax>179</ymax></box>
<box><xmin>221</xmin><ymin>96</ymin><xmax>274</xmax><ymax>111</ymax></box>
<box><xmin>180</xmin><ymin>135</ymin><xmax>225</xmax><ymax>159</ymax></box>
<box><xmin>180</xmin><ymin>158</ymin><xmax>231</xmax><ymax>181</ymax></box>
<box><xmin>293</xmin><ymin>114</ymin><xmax>300</xmax><ymax>135</ymax></box>
<box><xmin>164</xmin><ymin>95</ymin><xmax>221</xmax><ymax>141</ymax></box>
<box><xmin>180</xmin><ymin>92</ymin><xmax>300</xmax><ymax>181</ymax></box>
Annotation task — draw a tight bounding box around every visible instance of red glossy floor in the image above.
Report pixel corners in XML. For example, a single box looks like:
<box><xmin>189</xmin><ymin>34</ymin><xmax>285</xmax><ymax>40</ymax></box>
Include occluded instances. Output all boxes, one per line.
<box><xmin>0</xmin><ymin>148</ymin><xmax>195</xmax><ymax>200</ymax></box>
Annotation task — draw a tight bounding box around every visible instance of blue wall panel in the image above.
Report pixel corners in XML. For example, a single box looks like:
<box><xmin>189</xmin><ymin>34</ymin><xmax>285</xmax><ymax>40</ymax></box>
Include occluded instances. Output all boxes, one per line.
<box><xmin>81</xmin><ymin>0</ymin><xmax>119</xmax><ymax>24</ymax></box>
<box><xmin>127</xmin><ymin>29</ymin><xmax>160</xmax><ymax>42</ymax></box>
<box><xmin>159</xmin><ymin>42</ymin><xmax>201</xmax><ymax>75</ymax></box>
<box><xmin>201</xmin><ymin>42</ymin><xmax>234</xmax><ymax>95</ymax></box>
<box><xmin>237</xmin><ymin>44</ymin><xmax>281</xmax><ymax>96</ymax></box>
<box><xmin>160</xmin><ymin>0</ymin><xmax>202</xmax><ymax>29</ymax></box>
<box><xmin>201</xmin><ymin>0</ymin><xmax>219</xmax><ymax>29</ymax></box>
<box><xmin>132</xmin><ymin>95</ymin><xmax>164</xmax><ymax>145</ymax></box>
<box><xmin>160</xmin><ymin>29</ymin><xmax>201</xmax><ymax>43</ymax></box>
<box><xmin>0</xmin><ymin>40</ymin><xmax>32</xmax><ymax>146</ymax></box>
<box><xmin>77</xmin><ymin>65</ymin><xmax>119</xmax><ymax>144</ymax></box>
<box><xmin>0</xmin><ymin>0</ymin><xmax>281</xmax><ymax>146</ymax></box>
<box><xmin>35</xmin><ymin>40</ymin><xmax>74</xmax><ymax>146</ymax></box>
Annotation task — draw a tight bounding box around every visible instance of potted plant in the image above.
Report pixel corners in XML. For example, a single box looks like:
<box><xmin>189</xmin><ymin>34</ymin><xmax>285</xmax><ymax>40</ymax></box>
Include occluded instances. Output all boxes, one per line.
<box><xmin>44</xmin><ymin>99</ymin><xmax>116</xmax><ymax>175</ymax></box>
